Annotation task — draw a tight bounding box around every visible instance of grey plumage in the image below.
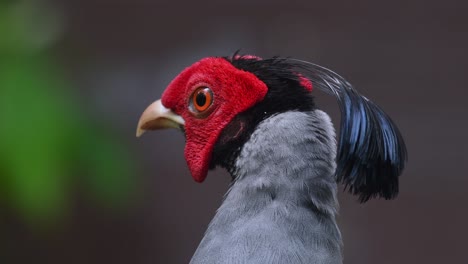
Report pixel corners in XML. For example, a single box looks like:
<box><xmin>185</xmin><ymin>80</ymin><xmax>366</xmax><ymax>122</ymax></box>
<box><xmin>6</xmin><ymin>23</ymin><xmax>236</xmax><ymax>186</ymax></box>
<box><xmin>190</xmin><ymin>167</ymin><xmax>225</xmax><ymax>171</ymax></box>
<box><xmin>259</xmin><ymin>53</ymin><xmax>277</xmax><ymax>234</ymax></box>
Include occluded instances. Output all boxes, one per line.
<box><xmin>136</xmin><ymin>55</ymin><xmax>406</xmax><ymax>263</ymax></box>
<box><xmin>190</xmin><ymin>110</ymin><xmax>342</xmax><ymax>264</ymax></box>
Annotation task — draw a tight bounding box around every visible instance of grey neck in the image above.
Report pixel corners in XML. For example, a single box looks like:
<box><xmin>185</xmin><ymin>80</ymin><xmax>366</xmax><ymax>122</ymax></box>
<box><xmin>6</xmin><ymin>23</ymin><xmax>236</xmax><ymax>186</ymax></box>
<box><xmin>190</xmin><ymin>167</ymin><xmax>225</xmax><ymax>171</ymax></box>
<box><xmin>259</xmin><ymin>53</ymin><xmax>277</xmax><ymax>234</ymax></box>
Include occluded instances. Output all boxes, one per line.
<box><xmin>190</xmin><ymin>110</ymin><xmax>343</xmax><ymax>264</ymax></box>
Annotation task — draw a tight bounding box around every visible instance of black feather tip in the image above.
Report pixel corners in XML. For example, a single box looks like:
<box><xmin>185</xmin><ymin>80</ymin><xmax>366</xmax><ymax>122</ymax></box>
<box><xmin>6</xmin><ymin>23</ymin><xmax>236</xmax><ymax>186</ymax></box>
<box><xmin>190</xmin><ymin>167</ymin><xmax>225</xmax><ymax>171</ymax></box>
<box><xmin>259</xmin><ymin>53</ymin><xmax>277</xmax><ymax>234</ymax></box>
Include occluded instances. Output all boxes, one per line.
<box><xmin>288</xmin><ymin>58</ymin><xmax>408</xmax><ymax>202</ymax></box>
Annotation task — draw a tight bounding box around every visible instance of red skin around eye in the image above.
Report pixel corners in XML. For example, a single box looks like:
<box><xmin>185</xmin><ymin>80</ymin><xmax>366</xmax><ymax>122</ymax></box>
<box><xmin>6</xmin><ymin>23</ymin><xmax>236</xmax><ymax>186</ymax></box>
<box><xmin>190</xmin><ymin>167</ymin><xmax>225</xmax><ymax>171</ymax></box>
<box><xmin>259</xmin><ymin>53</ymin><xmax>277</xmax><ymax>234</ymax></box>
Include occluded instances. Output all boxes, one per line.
<box><xmin>161</xmin><ymin>57</ymin><xmax>268</xmax><ymax>182</ymax></box>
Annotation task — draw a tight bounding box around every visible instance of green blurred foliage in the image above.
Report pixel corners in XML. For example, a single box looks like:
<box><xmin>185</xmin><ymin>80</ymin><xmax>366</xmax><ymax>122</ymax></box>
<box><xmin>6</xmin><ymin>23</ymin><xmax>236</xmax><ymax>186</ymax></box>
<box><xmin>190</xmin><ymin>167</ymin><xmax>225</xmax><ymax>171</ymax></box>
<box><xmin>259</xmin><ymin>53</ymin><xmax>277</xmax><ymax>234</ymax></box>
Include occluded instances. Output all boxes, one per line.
<box><xmin>0</xmin><ymin>1</ymin><xmax>135</xmax><ymax>225</ymax></box>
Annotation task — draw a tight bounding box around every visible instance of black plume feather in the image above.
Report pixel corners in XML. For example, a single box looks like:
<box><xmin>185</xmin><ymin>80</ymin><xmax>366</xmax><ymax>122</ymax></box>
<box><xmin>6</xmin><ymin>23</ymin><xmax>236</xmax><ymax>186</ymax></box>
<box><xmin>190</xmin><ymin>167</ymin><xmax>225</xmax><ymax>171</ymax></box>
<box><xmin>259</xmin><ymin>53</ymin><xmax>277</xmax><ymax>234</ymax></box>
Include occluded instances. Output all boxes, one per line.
<box><xmin>288</xmin><ymin>59</ymin><xmax>408</xmax><ymax>202</ymax></box>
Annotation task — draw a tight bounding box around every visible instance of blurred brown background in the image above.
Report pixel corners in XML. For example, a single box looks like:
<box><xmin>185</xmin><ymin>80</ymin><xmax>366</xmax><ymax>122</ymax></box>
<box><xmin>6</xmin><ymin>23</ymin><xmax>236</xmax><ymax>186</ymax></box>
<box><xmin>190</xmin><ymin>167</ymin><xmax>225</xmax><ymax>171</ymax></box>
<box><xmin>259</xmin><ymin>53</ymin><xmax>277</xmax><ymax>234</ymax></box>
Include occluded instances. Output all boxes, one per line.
<box><xmin>1</xmin><ymin>0</ymin><xmax>467</xmax><ymax>263</ymax></box>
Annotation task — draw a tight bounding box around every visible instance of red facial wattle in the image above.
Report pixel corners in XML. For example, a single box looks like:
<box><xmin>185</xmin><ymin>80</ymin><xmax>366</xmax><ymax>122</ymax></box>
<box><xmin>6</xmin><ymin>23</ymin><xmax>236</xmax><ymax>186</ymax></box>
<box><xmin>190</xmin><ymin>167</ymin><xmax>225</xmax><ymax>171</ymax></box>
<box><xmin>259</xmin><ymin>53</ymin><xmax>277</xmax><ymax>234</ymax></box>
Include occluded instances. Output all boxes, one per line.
<box><xmin>161</xmin><ymin>57</ymin><xmax>268</xmax><ymax>182</ymax></box>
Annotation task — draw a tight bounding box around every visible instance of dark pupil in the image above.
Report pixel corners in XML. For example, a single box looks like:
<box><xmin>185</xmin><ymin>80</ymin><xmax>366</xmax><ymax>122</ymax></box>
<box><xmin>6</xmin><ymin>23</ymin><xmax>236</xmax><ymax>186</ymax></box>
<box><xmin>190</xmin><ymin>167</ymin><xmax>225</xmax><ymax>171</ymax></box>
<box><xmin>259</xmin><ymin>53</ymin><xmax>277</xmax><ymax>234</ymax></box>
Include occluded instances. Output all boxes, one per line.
<box><xmin>196</xmin><ymin>92</ymin><xmax>207</xmax><ymax>106</ymax></box>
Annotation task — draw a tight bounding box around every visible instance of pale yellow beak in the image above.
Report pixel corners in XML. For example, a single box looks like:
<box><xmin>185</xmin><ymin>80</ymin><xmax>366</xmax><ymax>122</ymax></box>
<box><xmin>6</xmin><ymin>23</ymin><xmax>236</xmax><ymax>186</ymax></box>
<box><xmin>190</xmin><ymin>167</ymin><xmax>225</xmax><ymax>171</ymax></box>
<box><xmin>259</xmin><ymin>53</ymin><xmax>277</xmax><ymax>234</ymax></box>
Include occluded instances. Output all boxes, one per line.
<box><xmin>136</xmin><ymin>99</ymin><xmax>185</xmax><ymax>137</ymax></box>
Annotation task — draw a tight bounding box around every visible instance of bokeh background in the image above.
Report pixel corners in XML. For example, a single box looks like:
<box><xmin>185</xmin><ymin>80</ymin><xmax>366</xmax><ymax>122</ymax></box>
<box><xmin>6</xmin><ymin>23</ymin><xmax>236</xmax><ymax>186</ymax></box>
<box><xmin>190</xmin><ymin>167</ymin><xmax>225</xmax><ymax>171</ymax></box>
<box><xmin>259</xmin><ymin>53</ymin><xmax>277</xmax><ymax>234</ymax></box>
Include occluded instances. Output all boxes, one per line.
<box><xmin>1</xmin><ymin>0</ymin><xmax>467</xmax><ymax>263</ymax></box>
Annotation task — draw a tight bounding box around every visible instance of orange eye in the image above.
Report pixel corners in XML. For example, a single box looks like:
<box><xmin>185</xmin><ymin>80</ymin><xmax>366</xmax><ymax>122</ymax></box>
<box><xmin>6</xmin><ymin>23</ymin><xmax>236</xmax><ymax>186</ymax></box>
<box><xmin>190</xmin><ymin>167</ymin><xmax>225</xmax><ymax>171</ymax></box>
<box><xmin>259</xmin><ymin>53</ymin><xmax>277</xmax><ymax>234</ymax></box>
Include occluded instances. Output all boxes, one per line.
<box><xmin>191</xmin><ymin>87</ymin><xmax>213</xmax><ymax>113</ymax></box>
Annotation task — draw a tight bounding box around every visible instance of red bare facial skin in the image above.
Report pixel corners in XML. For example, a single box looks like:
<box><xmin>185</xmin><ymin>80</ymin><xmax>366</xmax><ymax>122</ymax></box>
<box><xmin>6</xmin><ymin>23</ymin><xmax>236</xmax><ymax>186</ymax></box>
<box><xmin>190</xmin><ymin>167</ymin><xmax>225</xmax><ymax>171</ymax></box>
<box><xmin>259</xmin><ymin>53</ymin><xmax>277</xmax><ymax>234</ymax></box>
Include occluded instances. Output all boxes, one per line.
<box><xmin>161</xmin><ymin>57</ymin><xmax>268</xmax><ymax>182</ymax></box>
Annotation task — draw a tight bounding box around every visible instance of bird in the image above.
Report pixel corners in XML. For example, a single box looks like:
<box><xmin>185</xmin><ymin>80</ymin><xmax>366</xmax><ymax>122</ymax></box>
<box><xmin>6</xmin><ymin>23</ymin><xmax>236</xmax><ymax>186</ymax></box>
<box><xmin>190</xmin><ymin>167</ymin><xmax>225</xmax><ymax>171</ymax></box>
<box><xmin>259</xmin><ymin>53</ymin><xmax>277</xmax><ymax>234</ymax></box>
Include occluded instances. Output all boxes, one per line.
<box><xmin>136</xmin><ymin>53</ymin><xmax>407</xmax><ymax>264</ymax></box>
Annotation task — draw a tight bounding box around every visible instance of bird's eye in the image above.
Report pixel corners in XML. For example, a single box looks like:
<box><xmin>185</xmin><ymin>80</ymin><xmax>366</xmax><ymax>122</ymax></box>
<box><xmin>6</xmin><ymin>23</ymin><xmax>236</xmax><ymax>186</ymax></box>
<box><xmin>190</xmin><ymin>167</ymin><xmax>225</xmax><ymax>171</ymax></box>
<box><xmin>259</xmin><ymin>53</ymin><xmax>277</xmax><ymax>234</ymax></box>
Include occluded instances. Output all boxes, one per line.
<box><xmin>190</xmin><ymin>87</ymin><xmax>213</xmax><ymax>114</ymax></box>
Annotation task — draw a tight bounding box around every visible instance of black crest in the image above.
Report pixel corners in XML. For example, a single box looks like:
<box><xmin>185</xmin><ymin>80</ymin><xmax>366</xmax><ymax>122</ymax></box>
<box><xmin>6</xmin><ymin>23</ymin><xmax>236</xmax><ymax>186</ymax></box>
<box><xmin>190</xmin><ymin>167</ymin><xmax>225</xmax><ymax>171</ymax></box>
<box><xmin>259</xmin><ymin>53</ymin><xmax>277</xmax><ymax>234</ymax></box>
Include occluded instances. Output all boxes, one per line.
<box><xmin>226</xmin><ymin>53</ymin><xmax>408</xmax><ymax>202</ymax></box>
